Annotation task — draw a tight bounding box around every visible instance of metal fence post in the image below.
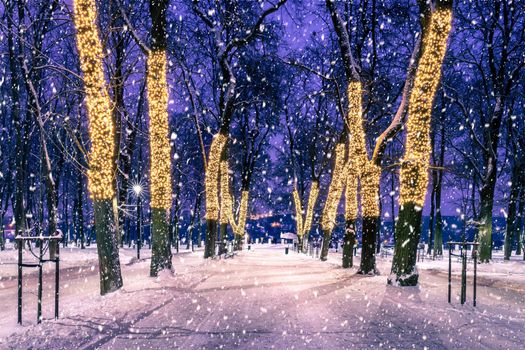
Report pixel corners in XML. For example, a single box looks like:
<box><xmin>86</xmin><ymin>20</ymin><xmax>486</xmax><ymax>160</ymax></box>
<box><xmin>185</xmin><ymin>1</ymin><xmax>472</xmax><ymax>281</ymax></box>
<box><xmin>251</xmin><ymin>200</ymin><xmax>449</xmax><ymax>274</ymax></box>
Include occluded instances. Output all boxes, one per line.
<box><xmin>55</xmin><ymin>244</ymin><xmax>60</xmax><ymax>319</ymax></box>
<box><xmin>473</xmin><ymin>248</ymin><xmax>477</xmax><ymax>307</ymax></box>
<box><xmin>37</xmin><ymin>243</ymin><xmax>43</xmax><ymax>324</ymax></box>
<box><xmin>460</xmin><ymin>245</ymin><xmax>465</xmax><ymax>304</ymax></box>
<box><xmin>17</xmin><ymin>237</ymin><xmax>22</xmax><ymax>324</ymax></box>
<box><xmin>448</xmin><ymin>243</ymin><xmax>451</xmax><ymax>304</ymax></box>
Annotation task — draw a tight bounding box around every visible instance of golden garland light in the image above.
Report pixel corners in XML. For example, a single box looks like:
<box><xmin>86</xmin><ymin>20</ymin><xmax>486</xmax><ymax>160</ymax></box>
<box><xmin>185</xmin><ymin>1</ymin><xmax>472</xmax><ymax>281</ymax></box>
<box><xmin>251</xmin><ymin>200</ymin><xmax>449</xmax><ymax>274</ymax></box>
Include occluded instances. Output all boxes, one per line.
<box><xmin>400</xmin><ymin>8</ymin><xmax>452</xmax><ymax>207</ymax></box>
<box><xmin>235</xmin><ymin>191</ymin><xmax>249</xmax><ymax>236</ymax></box>
<box><xmin>320</xmin><ymin>142</ymin><xmax>347</xmax><ymax>232</ymax></box>
<box><xmin>147</xmin><ymin>51</ymin><xmax>172</xmax><ymax>209</ymax></box>
<box><xmin>219</xmin><ymin>160</ymin><xmax>232</xmax><ymax>225</ymax></box>
<box><xmin>345</xmin><ymin>81</ymin><xmax>382</xmax><ymax>219</ymax></box>
<box><xmin>361</xmin><ymin>162</ymin><xmax>381</xmax><ymax>218</ymax></box>
<box><xmin>205</xmin><ymin>133</ymin><xmax>228</xmax><ymax>220</ymax></box>
<box><xmin>292</xmin><ymin>188</ymin><xmax>304</xmax><ymax>236</ymax></box>
<box><xmin>73</xmin><ymin>0</ymin><xmax>115</xmax><ymax>200</ymax></box>
<box><xmin>346</xmin><ymin>82</ymin><xmax>368</xmax><ymax>172</ymax></box>
<box><xmin>302</xmin><ymin>181</ymin><xmax>319</xmax><ymax>236</ymax></box>
<box><xmin>345</xmin><ymin>149</ymin><xmax>358</xmax><ymax>221</ymax></box>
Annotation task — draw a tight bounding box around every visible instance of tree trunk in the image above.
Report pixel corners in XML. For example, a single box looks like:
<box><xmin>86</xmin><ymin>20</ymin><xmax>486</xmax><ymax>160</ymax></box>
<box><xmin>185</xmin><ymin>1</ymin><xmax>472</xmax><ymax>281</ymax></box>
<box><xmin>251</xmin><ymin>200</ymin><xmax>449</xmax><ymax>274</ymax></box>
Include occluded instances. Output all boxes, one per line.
<box><xmin>433</xmin><ymin>205</ymin><xmax>443</xmax><ymax>256</ymax></box>
<box><xmin>320</xmin><ymin>228</ymin><xmax>331</xmax><ymax>261</ymax></box>
<box><xmin>504</xmin><ymin>164</ymin><xmax>522</xmax><ymax>260</ymax></box>
<box><xmin>320</xmin><ymin>143</ymin><xmax>346</xmax><ymax>261</ymax></box>
<box><xmin>197</xmin><ymin>200</ymin><xmax>202</xmax><ymax>248</ymax></box>
<box><xmin>390</xmin><ymin>202</ymin><xmax>423</xmax><ymax>286</ymax></box>
<box><xmin>150</xmin><ymin>208</ymin><xmax>172</xmax><ymax>276</ymax></box>
<box><xmin>219</xmin><ymin>223</ymin><xmax>228</xmax><ymax>255</ymax></box>
<box><xmin>0</xmin><ymin>211</ymin><xmax>5</xmax><ymax>251</ymax></box>
<box><xmin>342</xmin><ymin>219</ymin><xmax>356</xmax><ymax>268</ymax></box>
<box><xmin>390</xmin><ymin>6</ymin><xmax>452</xmax><ymax>285</ymax></box>
<box><xmin>205</xmin><ymin>219</ymin><xmax>218</xmax><ymax>258</ymax></box>
<box><xmin>7</xmin><ymin>5</ymin><xmax>27</xmax><ymax>240</ymax></box>
<box><xmin>478</xmin><ymin>176</ymin><xmax>496</xmax><ymax>262</ymax></box>
<box><xmin>204</xmin><ymin>134</ymin><xmax>228</xmax><ymax>258</ymax></box>
<box><xmin>148</xmin><ymin>0</ymin><xmax>173</xmax><ymax>275</ymax></box>
<box><xmin>93</xmin><ymin>199</ymin><xmax>123</xmax><ymax>294</ymax></box>
<box><xmin>359</xmin><ymin>216</ymin><xmax>378</xmax><ymax>274</ymax></box>
<box><xmin>517</xmin><ymin>191</ymin><xmax>524</xmax><ymax>257</ymax></box>
<box><xmin>428</xmin><ymin>173</ymin><xmax>436</xmax><ymax>255</ymax></box>
<box><xmin>73</xmin><ymin>0</ymin><xmax>123</xmax><ymax>294</ymax></box>
<box><xmin>359</xmin><ymin>164</ymin><xmax>381</xmax><ymax>273</ymax></box>
<box><xmin>433</xmin><ymin>120</ymin><xmax>445</xmax><ymax>257</ymax></box>
<box><xmin>234</xmin><ymin>233</ymin><xmax>243</xmax><ymax>251</ymax></box>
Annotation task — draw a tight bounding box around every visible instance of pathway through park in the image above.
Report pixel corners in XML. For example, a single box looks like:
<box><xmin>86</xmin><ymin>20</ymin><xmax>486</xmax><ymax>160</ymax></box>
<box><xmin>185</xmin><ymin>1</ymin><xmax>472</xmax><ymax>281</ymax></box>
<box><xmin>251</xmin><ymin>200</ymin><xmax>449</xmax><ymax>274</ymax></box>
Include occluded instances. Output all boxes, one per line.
<box><xmin>1</xmin><ymin>245</ymin><xmax>524</xmax><ymax>349</ymax></box>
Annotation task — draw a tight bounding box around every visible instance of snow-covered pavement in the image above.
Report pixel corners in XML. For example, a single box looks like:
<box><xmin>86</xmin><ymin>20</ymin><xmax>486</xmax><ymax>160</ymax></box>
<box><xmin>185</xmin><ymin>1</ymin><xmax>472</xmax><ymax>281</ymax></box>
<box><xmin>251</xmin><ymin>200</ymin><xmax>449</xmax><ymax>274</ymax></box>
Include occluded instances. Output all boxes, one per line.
<box><xmin>1</xmin><ymin>245</ymin><xmax>524</xmax><ymax>349</ymax></box>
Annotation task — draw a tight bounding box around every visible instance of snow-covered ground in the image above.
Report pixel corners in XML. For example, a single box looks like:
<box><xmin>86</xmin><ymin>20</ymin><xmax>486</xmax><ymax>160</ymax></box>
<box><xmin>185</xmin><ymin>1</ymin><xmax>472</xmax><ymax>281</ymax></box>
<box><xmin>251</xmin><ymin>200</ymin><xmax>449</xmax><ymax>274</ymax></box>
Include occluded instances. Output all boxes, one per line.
<box><xmin>0</xmin><ymin>244</ymin><xmax>524</xmax><ymax>349</ymax></box>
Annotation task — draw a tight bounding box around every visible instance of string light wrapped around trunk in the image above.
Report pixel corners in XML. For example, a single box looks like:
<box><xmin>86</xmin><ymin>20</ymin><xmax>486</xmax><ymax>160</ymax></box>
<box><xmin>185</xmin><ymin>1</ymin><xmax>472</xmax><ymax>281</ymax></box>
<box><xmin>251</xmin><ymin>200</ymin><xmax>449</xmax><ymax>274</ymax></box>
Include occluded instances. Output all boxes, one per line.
<box><xmin>361</xmin><ymin>162</ymin><xmax>381</xmax><ymax>218</ymax></box>
<box><xmin>205</xmin><ymin>133</ymin><xmax>228</xmax><ymax>220</ymax></box>
<box><xmin>235</xmin><ymin>191</ymin><xmax>249</xmax><ymax>236</ymax></box>
<box><xmin>345</xmin><ymin>165</ymin><xmax>358</xmax><ymax>221</ymax></box>
<box><xmin>390</xmin><ymin>6</ymin><xmax>453</xmax><ymax>286</ymax></box>
<box><xmin>147</xmin><ymin>51</ymin><xmax>172</xmax><ymax>209</ymax></box>
<box><xmin>220</xmin><ymin>160</ymin><xmax>233</xmax><ymax>225</ymax></box>
<box><xmin>320</xmin><ymin>142</ymin><xmax>347</xmax><ymax>233</ymax></box>
<box><xmin>73</xmin><ymin>0</ymin><xmax>115</xmax><ymax>200</ymax></box>
<box><xmin>302</xmin><ymin>181</ymin><xmax>319</xmax><ymax>236</ymax></box>
<box><xmin>293</xmin><ymin>189</ymin><xmax>304</xmax><ymax>236</ymax></box>
<box><xmin>346</xmin><ymin>82</ymin><xmax>368</xmax><ymax>171</ymax></box>
<box><xmin>399</xmin><ymin>8</ymin><xmax>452</xmax><ymax>207</ymax></box>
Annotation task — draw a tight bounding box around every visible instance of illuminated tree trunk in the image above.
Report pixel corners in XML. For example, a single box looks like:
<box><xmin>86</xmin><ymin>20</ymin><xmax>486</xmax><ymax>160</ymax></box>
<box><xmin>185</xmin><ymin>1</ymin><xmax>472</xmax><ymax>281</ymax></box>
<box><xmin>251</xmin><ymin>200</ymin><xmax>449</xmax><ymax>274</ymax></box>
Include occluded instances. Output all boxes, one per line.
<box><xmin>327</xmin><ymin>0</ymin><xmax>433</xmax><ymax>272</ymax></box>
<box><xmin>204</xmin><ymin>134</ymin><xmax>228</xmax><ymax>258</ymax></box>
<box><xmin>219</xmin><ymin>159</ymin><xmax>231</xmax><ymax>255</ymax></box>
<box><xmin>344</xmin><ymin>81</ymin><xmax>381</xmax><ymax>272</ymax></box>
<box><xmin>73</xmin><ymin>0</ymin><xmax>123</xmax><ymax>294</ymax></box>
<box><xmin>148</xmin><ymin>0</ymin><xmax>173</xmax><ymax>276</ymax></box>
<box><xmin>232</xmin><ymin>191</ymin><xmax>249</xmax><ymax>251</ymax></box>
<box><xmin>293</xmin><ymin>181</ymin><xmax>319</xmax><ymax>252</ymax></box>
<box><xmin>302</xmin><ymin>182</ymin><xmax>319</xmax><ymax>246</ymax></box>
<box><xmin>320</xmin><ymin>142</ymin><xmax>347</xmax><ymax>261</ymax></box>
<box><xmin>293</xmin><ymin>189</ymin><xmax>304</xmax><ymax>251</ymax></box>
<box><xmin>390</xmin><ymin>6</ymin><xmax>452</xmax><ymax>286</ymax></box>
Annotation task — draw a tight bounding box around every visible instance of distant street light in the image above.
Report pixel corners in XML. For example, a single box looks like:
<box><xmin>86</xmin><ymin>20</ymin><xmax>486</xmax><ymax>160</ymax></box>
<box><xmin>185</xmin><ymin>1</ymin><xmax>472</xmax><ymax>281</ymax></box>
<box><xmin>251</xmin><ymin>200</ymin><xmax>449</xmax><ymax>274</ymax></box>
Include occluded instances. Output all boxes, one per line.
<box><xmin>133</xmin><ymin>184</ymin><xmax>143</xmax><ymax>196</ymax></box>
<box><xmin>133</xmin><ymin>184</ymin><xmax>143</xmax><ymax>259</ymax></box>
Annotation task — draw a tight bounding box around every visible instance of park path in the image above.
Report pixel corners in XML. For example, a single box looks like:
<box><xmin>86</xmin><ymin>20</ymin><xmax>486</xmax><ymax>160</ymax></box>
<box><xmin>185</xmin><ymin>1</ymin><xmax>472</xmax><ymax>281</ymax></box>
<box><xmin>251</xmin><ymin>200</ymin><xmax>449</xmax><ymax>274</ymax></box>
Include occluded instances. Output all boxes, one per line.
<box><xmin>1</xmin><ymin>245</ymin><xmax>524</xmax><ymax>349</ymax></box>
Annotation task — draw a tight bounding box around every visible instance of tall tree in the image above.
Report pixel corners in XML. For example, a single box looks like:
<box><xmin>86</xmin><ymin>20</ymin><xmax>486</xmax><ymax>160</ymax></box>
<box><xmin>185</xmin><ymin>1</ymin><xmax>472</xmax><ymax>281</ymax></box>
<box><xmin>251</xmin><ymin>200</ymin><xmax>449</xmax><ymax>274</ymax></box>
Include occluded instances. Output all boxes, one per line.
<box><xmin>73</xmin><ymin>0</ymin><xmax>123</xmax><ymax>294</ymax></box>
<box><xmin>390</xmin><ymin>0</ymin><xmax>453</xmax><ymax>285</ymax></box>
<box><xmin>148</xmin><ymin>0</ymin><xmax>173</xmax><ymax>276</ymax></box>
<box><xmin>324</xmin><ymin>0</ymin><xmax>432</xmax><ymax>274</ymax></box>
<box><xmin>191</xmin><ymin>0</ymin><xmax>287</xmax><ymax>258</ymax></box>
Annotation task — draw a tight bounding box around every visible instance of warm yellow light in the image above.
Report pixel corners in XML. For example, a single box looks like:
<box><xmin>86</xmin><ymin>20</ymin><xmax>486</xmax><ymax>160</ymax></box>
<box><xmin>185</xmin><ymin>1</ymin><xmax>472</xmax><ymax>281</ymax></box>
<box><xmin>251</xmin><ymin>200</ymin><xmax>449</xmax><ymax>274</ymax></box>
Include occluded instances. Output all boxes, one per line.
<box><xmin>345</xmin><ymin>161</ymin><xmax>358</xmax><ymax>221</ymax></box>
<box><xmin>292</xmin><ymin>189</ymin><xmax>304</xmax><ymax>236</ymax></box>
<box><xmin>73</xmin><ymin>0</ymin><xmax>115</xmax><ymax>200</ymax></box>
<box><xmin>400</xmin><ymin>8</ymin><xmax>452</xmax><ymax>207</ymax></box>
<box><xmin>321</xmin><ymin>143</ymin><xmax>346</xmax><ymax>232</ymax></box>
<box><xmin>205</xmin><ymin>133</ymin><xmax>228</xmax><ymax>220</ymax></box>
<box><xmin>346</xmin><ymin>82</ymin><xmax>368</xmax><ymax>172</ymax></box>
<box><xmin>219</xmin><ymin>160</ymin><xmax>232</xmax><ymax>225</ymax></box>
<box><xmin>147</xmin><ymin>51</ymin><xmax>172</xmax><ymax>209</ymax></box>
<box><xmin>235</xmin><ymin>191</ymin><xmax>249</xmax><ymax>236</ymax></box>
<box><xmin>361</xmin><ymin>162</ymin><xmax>381</xmax><ymax>217</ymax></box>
<box><xmin>293</xmin><ymin>181</ymin><xmax>319</xmax><ymax>237</ymax></box>
<box><xmin>302</xmin><ymin>181</ymin><xmax>319</xmax><ymax>236</ymax></box>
